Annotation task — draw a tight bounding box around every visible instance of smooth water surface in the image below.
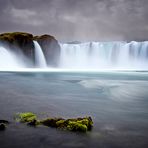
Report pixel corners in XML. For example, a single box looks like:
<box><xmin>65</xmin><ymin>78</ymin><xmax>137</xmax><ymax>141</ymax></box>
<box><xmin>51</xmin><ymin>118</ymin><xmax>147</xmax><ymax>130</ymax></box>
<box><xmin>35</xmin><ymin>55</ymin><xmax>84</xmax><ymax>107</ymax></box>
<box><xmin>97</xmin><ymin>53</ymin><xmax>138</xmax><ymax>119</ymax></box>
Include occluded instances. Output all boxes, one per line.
<box><xmin>0</xmin><ymin>71</ymin><xmax>148</xmax><ymax>148</ymax></box>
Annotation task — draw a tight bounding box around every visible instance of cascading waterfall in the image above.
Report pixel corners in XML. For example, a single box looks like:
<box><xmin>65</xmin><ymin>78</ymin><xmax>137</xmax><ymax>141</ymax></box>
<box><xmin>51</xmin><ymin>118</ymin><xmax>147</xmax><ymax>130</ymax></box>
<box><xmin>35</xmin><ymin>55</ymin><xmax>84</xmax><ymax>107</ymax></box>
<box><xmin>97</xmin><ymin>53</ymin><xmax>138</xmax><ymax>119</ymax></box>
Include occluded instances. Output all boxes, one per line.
<box><xmin>59</xmin><ymin>41</ymin><xmax>148</xmax><ymax>70</ymax></box>
<box><xmin>33</xmin><ymin>41</ymin><xmax>47</xmax><ymax>68</ymax></box>
<box><xmin>0</xmin><ymin>46</ymin><xmax>25</xmax><ymax>69</ymax></box>
<box><xmin>0</xmin><ymin>40</ymin><xmax>148</xmax><ymax>70</ymax></box>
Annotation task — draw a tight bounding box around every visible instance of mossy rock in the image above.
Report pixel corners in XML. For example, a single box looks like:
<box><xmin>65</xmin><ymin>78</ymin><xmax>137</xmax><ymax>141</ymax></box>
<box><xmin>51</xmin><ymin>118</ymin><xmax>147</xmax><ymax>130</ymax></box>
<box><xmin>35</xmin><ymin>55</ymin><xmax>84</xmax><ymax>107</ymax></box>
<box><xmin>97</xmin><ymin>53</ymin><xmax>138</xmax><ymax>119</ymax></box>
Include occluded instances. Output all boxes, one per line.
<box><xmin>40</xmin><ymin>118</ymin><xmax>64</xmax><ymax>127</ymax></box>
<box><xmin>0</xmin><ymin>32</ymin><xmax>33</xmax><ymax>43</ymax></box>
<box><xmin>40</xmin><ymin>116</ymin><xmax>93</xmax><ymax>132</ymax></box>
<box><xmin>67</xmin><ymin>121</ymin><xmax>88</xmax><ymax>132</ymax></box>
<box><xmin>0</xmin><ymin>32</ymin><xmax>60</xmax><ymax>67</ymax></box>
<box><xmin>14</xmin><ymin>112</ymin><xmax>93</xmax><ymax>132</ymax></box>
<box><xmin>0</xmin><ymin>32</ymin><xmax>35</xmax><ymax>64</ymax></box>
<box><xmin>15</xmin><ymin>112</ymin><xmax>37</xmax><ymax>123</ymax></box>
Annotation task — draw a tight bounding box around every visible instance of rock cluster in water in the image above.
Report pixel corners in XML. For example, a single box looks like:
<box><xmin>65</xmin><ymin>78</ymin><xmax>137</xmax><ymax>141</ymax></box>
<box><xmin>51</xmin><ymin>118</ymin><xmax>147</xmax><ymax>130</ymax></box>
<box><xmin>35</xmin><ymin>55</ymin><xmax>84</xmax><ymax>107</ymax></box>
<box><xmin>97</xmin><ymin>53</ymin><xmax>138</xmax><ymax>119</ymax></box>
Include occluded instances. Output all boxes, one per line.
<box><xmin>0</xmin><ymin>32</ymin><xmax>60</xmax><ymax>67</ymax></box>
<box><xmin>14</xmin><ymin>112</ymin><xmax>93</xmax><ymax>132</ymax></box>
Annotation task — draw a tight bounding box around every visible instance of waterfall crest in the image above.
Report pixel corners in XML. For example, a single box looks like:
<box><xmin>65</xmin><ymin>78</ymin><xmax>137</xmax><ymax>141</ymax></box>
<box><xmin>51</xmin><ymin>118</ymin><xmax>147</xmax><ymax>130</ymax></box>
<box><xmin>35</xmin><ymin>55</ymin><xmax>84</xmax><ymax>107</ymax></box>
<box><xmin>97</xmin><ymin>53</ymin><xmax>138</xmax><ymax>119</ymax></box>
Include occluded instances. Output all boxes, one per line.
<box><xmin>59</xmin><ymin>41</ymin><xmax>148</xmax><ymax>70</ymax></box>
<box><xmin>33</xmin><ymin>41</ymin><xmax>47</xmax><ymax>68</ymax></box>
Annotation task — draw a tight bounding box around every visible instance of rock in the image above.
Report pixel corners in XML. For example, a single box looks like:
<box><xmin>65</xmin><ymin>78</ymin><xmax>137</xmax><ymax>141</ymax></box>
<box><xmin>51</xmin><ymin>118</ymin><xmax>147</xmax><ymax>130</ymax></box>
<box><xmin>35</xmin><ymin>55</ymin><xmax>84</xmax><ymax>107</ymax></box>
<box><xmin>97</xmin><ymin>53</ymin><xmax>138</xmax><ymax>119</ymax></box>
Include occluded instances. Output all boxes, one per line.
<box><xmin>0</xmin><ymin>32</ymin><xmax>61</xmax><ymax>67</ymax></box>
<box><xmin>0</xmin><ymin>120</ymin><xmax>9</xmax><ymax>124</ymax></box>
<box><xmin>15</xmin><ymin>112</ymin><xmax>37</xmax><ymax>123</ymax></box>
<box><xmin>0</xmin><ymin>120</ymin><xmax>9</xmax><ymax>131</ymax></box>
<box><xmin>34</xmin><ymin>35</ymin><xmax>61</xmax><ymax>66</ymax></box>
<box><xmin>40</xmin><ymin>116</ymin><xmax>93</xmax><ymax>132</ymax></box>
<box><xmin>0</xmin><ymin>123</ymin><xmax>6</xmax><ymax>131</ymax></box>
<box><xmin>27</xmin><ymin>119</ymin><xmax>38</xmax><ymax>126</ymax></box>
<box><xmin>14</xmin><ymin>112</ymin><xmax>93</xmax><ymax>133</ymax></box>
<box><xmin>40</xmin><ymin>118</ymin><xmax>64</xmax><ymax>127</ymax></box>
<box><xmin>0</xmin><ymin>32</ymin><xmax>35</xmax><ymax>65</ymax></box>
<box><xmin>67</xmin><ymin>121</ymin><xmax>88</xmax><ymax>132</ymax></box>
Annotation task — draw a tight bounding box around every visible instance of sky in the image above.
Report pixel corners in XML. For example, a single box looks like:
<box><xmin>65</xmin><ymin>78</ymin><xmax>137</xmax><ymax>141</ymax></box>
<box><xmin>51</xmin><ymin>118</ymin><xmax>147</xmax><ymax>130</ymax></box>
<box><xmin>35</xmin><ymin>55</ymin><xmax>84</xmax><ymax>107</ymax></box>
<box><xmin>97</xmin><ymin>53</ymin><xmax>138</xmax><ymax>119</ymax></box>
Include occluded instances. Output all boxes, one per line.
<box><xmin>0</xmin><ymin>0</ymin><xmax>148</xmax><ymax>41</ymax></box>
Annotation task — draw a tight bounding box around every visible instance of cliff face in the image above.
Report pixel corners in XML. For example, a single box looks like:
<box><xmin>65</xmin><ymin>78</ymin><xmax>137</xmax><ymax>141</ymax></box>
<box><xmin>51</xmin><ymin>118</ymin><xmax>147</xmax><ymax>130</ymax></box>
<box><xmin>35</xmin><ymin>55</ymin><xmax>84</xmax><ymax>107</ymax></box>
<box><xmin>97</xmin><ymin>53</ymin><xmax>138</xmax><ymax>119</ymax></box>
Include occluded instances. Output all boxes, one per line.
<box><xmin>0</xmin><ymin>32</ymin><xmax>35</xmax><ymax>65</ymax></box>
<box><xmin>34</xmin><ymin>35</ymin><xmax>60</xmax><ymax>66</ymax></box>
<box><xmin>0</xmin><ymin>32</ymin><xmax>61</xmax><ymax>67</ymax></box>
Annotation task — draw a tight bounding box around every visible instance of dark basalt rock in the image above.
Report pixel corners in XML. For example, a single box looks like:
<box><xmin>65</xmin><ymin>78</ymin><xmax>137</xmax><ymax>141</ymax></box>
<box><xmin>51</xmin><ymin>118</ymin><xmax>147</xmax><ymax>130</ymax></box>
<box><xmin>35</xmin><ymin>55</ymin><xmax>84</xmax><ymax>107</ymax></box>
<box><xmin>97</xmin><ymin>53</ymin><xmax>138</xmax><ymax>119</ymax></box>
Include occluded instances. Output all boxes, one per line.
<box><xmin>0</xmin><ymin>123</ymin><xmax>6</xmax><ymax>131</ymax></box>
<box><xmin>27</xmin><ymin>119</ymin><xmax>38</xmax><ymax>126</ymax></box>
<box><xmin>34</xmin><ymin>34</ymin><xmax>61</xmax><ymax>66</ymax></box>
<box><xmin>40</xmin><ymin>118</ymin><xmax>64</xmax><ymax>128</ymax></box>
<box><xmin>0</xmin><ymin>32</ymin><xmax>35</xmax><ymax>65</ymax></box>
<box><xmin>0</xmin><ymin>120</ymin><xmax>9</xmax><ymax>124</ymax></box>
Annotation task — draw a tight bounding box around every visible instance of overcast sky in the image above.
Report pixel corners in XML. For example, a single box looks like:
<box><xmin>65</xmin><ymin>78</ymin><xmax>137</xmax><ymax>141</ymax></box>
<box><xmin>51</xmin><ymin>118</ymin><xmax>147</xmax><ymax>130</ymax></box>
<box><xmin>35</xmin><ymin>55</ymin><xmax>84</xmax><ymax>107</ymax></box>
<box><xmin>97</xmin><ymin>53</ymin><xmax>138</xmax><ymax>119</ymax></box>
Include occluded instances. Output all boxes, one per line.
<box><xmin>0</xmin><ymin>0</ymin><xmax>148</xmax><ymax>41</ymax></box>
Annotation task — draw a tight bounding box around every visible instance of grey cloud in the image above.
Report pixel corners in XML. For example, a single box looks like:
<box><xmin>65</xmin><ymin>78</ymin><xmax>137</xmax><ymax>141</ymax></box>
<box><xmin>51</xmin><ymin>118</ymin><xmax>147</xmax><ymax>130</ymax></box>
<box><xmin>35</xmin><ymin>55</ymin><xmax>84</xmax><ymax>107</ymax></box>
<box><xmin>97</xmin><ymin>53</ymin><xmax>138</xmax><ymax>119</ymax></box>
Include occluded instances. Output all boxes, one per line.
<box><xmin>0</xmin><ymin>0</ymin><xmax>148</xmax><ymax>41</ymax></box>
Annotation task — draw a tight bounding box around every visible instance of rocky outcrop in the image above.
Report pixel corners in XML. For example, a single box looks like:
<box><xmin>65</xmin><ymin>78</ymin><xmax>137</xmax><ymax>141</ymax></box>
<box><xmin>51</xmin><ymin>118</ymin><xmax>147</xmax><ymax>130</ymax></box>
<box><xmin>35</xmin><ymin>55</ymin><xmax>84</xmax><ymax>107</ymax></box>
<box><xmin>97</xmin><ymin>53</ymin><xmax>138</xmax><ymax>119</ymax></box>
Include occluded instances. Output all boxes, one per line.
<box><xmin>0</xmin><ymin>32</ymin><xmax>61</xmax><ymax>67</ymax></box>
<box><xmin>34</xmin><ymin>35</ymin><xmax>61</xmax><ymax>66</ymax></box>
<box><xmin>0</xmin><ymin>32</ymin><xmax>35</xmax><ymax>65</ymax></box>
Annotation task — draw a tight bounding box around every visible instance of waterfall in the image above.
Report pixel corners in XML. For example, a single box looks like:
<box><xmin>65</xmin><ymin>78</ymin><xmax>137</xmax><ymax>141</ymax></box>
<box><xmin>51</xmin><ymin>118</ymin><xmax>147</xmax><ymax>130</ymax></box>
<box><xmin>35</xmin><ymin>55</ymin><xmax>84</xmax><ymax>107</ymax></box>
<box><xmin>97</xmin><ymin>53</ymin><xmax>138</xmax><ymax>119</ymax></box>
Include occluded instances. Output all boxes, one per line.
<box><xmin>33</xmin><ymin>41</ymin><xmax>47</xmax><ymax>68</ymax></box>
<box><xmin>0</xmin><ymin>40</ymin><xmax>148</xmax><ymax>70</ymax></box>
<box><xmin>0</xmin><ymin>46</ymin><xmax>25</xmax><ymax>69</ymax></box>
<box><xmin>59</xmin><ymin>41</ymin><xmax>148</xmax><ymax>70</ymax></box>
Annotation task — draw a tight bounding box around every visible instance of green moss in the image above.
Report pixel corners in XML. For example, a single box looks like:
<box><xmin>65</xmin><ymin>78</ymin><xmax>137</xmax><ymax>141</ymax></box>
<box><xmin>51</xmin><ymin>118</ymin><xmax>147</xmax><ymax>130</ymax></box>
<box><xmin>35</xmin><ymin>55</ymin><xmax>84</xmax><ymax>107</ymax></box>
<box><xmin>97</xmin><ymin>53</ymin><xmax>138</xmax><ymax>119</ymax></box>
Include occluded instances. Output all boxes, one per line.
<box><xmin>56</xmin><ymin>120</ymin><xmax>65</xmax><ymax>126</ymax></box>
<box><xmin>0</xmin><ymin>32</ymin><xmax>33</xmax><ymax>44</ymax></box>
<box><xmin>0</xmin><ymin>32</ymin><xmax>33</xmax><ymax>38</ymax></box>
<box><xmin>39</xmin><ymin>116</ymin><xmax>93</xmax><ymax>132</ymax></box>
<box><xmin>67</xmin><ymin>121</ymin><xmax>87</xmax><ymax>132</ymax></box>
<box><xmin>15</xmin><ymin>112</ymin><xmax>37</xmax><ymax>123</ymax></box>
<box><xmin>14</xmin><ymin>112</ymin><xmax>93</xmax><ymax>133</ymax></box>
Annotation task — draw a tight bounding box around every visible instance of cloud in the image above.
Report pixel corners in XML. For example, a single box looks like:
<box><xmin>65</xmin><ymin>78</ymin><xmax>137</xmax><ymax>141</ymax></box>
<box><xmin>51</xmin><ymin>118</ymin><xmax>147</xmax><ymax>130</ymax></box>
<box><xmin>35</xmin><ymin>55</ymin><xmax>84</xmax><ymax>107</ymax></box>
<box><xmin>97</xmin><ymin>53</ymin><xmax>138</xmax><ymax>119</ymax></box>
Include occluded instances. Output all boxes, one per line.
<box><xmin>11</xmin><ymin>8</ymin><xmax>36</xmax><ymax>19</ymax></box>
<box><xmin>0</xmin><ymin>0</ymin><xmax>147</xmax><ymax>41</ymax></box>
<box><xmin>9</xmin><ymin>8</ymin><xmax>43</xmax><ymax>26</ymax></box>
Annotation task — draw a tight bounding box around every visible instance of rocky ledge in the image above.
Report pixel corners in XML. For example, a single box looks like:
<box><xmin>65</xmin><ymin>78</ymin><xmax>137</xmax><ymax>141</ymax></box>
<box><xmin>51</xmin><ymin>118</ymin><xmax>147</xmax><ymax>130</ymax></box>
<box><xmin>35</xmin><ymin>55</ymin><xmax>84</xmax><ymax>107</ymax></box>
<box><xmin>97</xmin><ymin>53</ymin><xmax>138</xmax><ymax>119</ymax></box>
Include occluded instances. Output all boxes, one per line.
<box><xmin>0</xmin><ymin>32</ymin><xmax>61</xmax><ymax>67</ymax></box>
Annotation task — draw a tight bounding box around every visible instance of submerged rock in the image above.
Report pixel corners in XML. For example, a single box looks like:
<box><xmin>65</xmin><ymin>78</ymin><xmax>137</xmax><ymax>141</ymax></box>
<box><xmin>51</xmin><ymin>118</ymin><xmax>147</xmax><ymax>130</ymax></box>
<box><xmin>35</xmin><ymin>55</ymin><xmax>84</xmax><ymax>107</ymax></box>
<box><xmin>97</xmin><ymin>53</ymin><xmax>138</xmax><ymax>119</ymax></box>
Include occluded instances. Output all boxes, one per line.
<box><xmin>0</xmin><ymin>123</ymin><xmax>6</xmax><ymax>131</ymax></box>
<box><xmin>34</xmin><ymin>34</ymin><xmax>61</xmax><ymax>66</ymax></box>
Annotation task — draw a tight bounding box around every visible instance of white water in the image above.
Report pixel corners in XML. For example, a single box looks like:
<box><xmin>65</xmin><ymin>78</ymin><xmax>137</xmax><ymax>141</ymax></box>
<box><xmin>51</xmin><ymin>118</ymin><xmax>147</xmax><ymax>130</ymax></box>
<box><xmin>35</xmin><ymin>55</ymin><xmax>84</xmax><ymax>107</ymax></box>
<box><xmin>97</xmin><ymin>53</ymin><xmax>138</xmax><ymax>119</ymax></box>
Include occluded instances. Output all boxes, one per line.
<box><xmin>60</xmin><ymin>41</ymin><xmax>148</xmax><ymax>70</ymax></box>
<box><xmin>0</xmin><ymin>46</ymin><xmax>25</xmax><ymax>69</ymax></box>
<box><xmin>33</xmin><ymin>41</ymin><xmax>47</xmax><ymax>68</ymax></box>
<box><xmin>0</xmin><ymin>41</ymin><xmax>148</xmax><ymax>71</ymax></box>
